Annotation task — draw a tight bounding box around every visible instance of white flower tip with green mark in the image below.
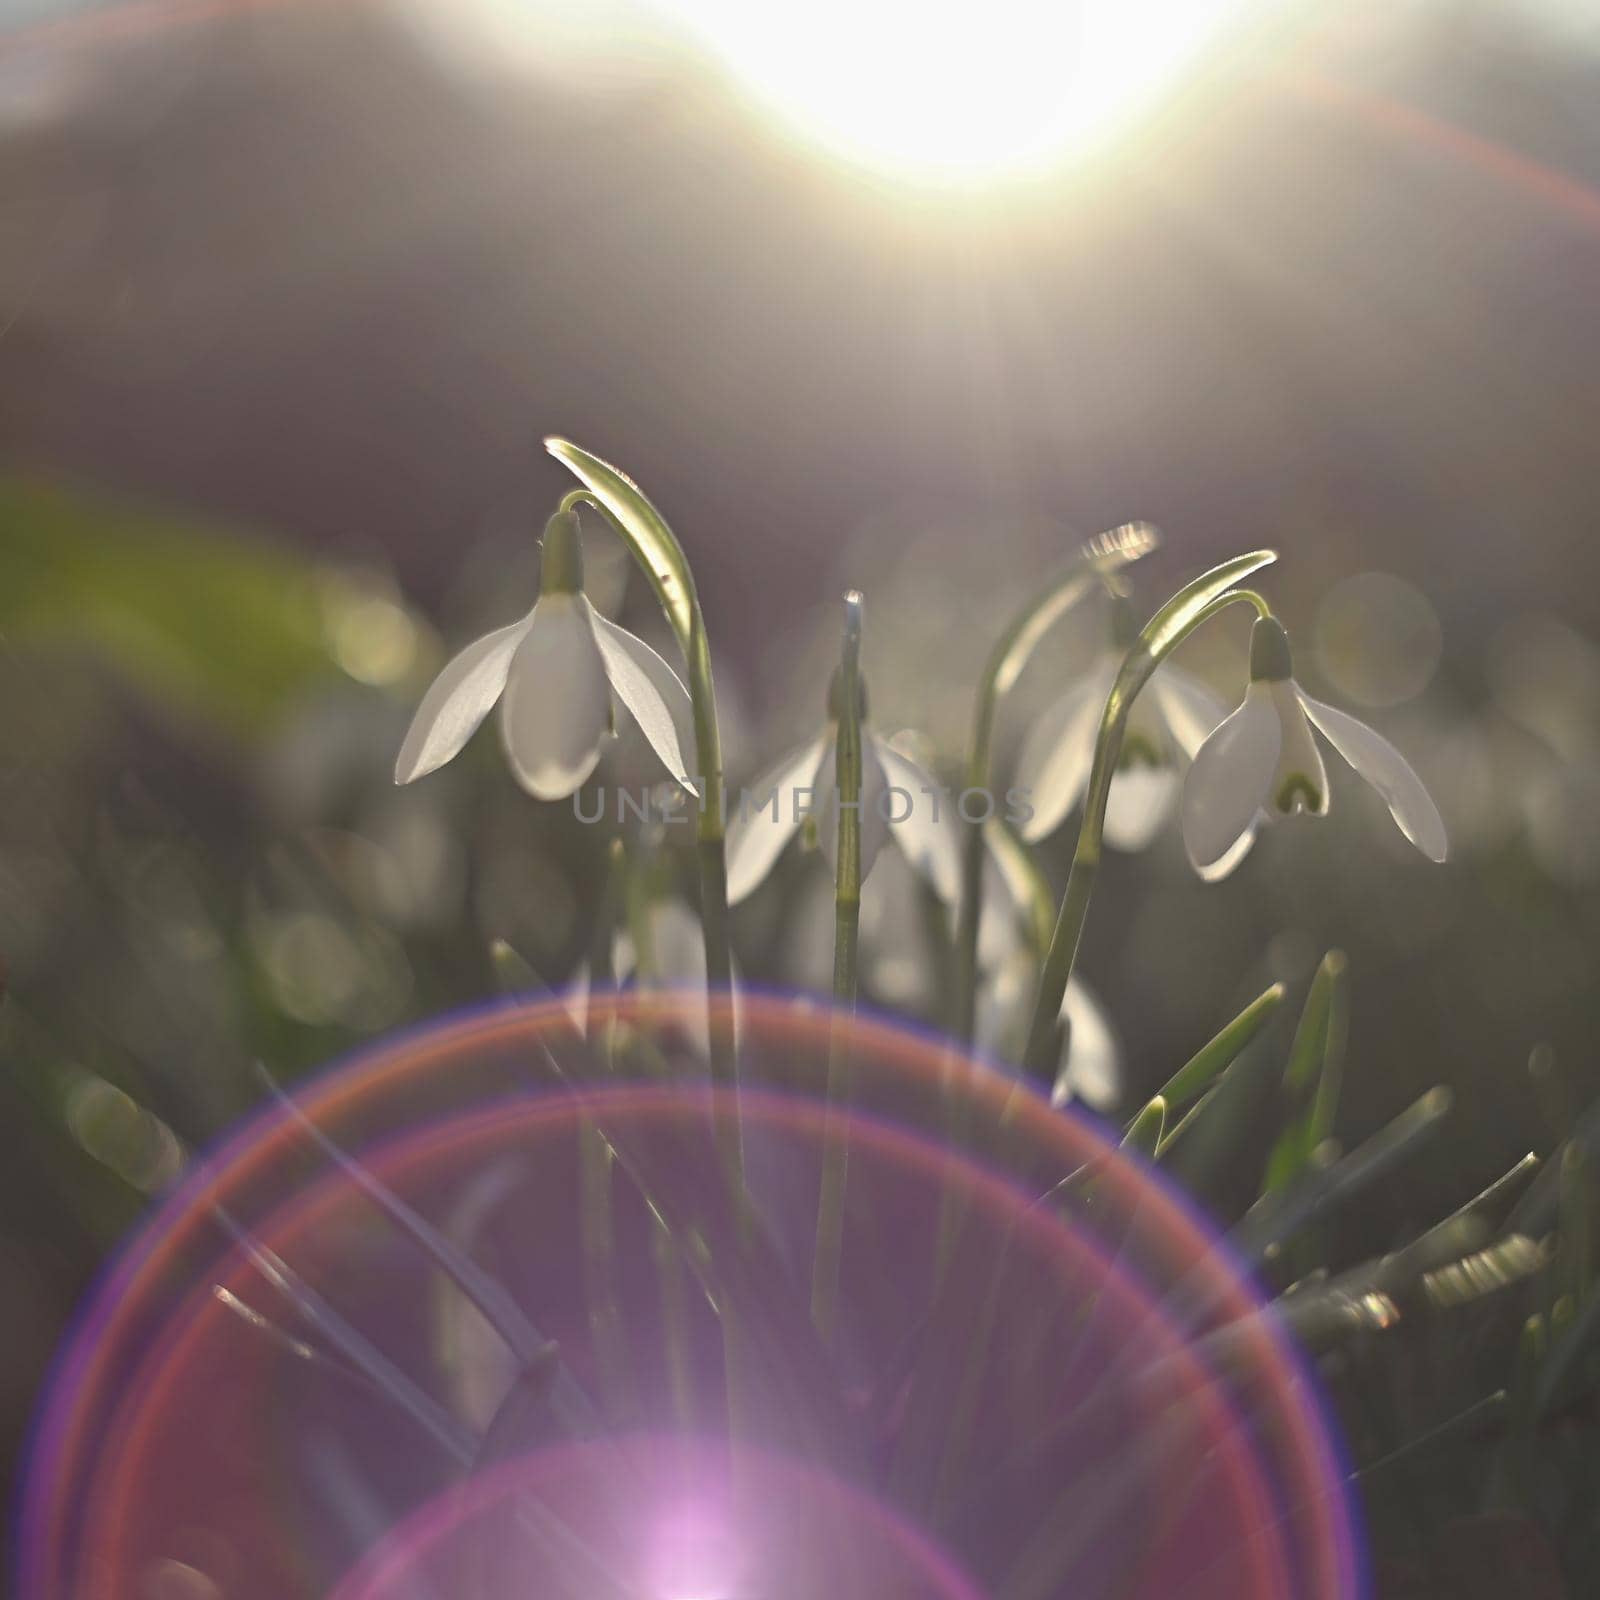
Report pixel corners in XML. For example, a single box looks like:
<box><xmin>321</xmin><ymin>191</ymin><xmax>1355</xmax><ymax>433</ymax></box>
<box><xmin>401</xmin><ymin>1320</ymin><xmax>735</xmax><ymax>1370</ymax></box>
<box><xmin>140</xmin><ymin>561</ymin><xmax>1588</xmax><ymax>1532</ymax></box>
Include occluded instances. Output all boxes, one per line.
<box><xmin>1182</xmin><ymin>641</ymin><xmax>1448</xmax><ymax>878</ymax></box>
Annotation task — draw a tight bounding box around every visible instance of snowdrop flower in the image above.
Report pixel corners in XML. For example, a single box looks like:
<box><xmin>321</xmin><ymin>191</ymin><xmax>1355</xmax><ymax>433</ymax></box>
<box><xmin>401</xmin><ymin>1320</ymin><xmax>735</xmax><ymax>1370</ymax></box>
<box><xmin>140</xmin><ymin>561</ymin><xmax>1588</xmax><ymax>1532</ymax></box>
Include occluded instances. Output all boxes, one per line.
<box><xmin>1015</xmin><ymin>599</ymin><xmax>1228</xmax><ymax>850</ymax></box>
<box><xmin>726</xmin><ymin>673</ymin><xmax>961</xmax><ymax>906</ymax></box>
<box><xmin>1182</xmin><ymin>616</ymin><xmax>1448</xmax><ymax>881</ymax></box>
<box><xmin>394</xmin><ymin>509</ymin><xmax>695</xmax><ymax>801</ymax></box>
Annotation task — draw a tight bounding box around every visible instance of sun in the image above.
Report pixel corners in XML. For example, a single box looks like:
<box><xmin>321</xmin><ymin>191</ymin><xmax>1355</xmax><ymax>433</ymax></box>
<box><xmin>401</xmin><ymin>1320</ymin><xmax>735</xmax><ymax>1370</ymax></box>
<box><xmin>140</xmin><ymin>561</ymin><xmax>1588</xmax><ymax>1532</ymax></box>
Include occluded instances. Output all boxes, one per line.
<box><xmin>668</xmin><ymin>0</ymin><xmax>1268</xmax><ymax>184</ymax></box>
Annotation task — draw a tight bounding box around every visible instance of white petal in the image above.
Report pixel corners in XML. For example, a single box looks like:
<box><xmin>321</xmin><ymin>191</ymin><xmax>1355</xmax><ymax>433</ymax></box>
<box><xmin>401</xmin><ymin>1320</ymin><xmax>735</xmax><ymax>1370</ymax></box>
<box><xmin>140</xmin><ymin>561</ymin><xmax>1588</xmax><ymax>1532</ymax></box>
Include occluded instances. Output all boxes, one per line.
<box><xmin>1197</xmin><ymin>819</ymin><xmax>1262</xmax><ymax>883</ymax></box>
<box><xmin>1053</xmin><ymin>978</ymin><xmax>1121</xmax><ymax>1111</ymax></box>
<box><xmin>1103</xmin><ymin>764</ymin><xmax>1180</xmax><ymax>852</ymax></box>
<box><xmin>816</xmin><ymin>737</ymin><xmax>891</xmax><ymax>886</ymax></box>
<box><xmin>858</xmin><ymin>850</ymin><xmax>932</xmax><ymax>1008</ymax></box>
<box><xmin>1298</xmin><ymin>691</ymin><xmax>1448</xmax><ymax>862</ymax></box>
<box><xmin>976</xmin><ymin>833</ymin><xmax>1032</xmax><ymax>973</ymax></box>
<box><xmin>497</xmin><ymin>595</ymin><xmax>613</xmax><ymax>800</ymax></box>
<box><xmin>974</xmin><ymin>943</ymin><xmax>1033</xmax><ymax>1061</ymax></box>
<box><xmin>588</xmin><ymin>610</ymin><xmax>698</xmax><ymax>794</ymax></box>
<box><xmin>1182</xmin><ymin>684</ymin><xmax>1281</xmax><ymax>878</ymax></box>
<box><xmin>725</xmin><ymin>735</ymin><xmax>828</xmax><ymax>905</ymax></box>
<box><xmin>1149</xmin><ymin>666</ymin><xmax>1229</xmax><ymax>760</ymax></box>
<box><xmin>875</xmin><ymin>740</ymin><xmax>963</xmax><ymax>903</ymax></box>
<box><xmin>563</xmin><ymin>962</ymin><xmax>590</xmax><ymax>1035</ymax></box>
<box><xmin>632</xmin><ymin>899</ymin><xmax>707</xmax><ymax>988</ymax></box>
<box><xmin>1013</xmin><ymin>662</ymin><xmax>1116</xmax><ymax>843</ymax></box>
<box><xmin>394</xmin><ymin>617</ymin><xmax>530</xmax><ymax>784</ymax></box>
<box><xmin>1267</xmin><ymin>680</ymin><xmax>1328</xmax><ymax>818</ymax></box>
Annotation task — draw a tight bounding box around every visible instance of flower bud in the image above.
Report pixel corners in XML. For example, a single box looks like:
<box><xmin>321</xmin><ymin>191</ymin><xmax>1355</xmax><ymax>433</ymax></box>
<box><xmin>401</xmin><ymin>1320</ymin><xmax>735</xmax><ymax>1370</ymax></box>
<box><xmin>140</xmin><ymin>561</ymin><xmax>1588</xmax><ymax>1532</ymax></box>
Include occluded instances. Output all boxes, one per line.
<box><xmin>539</xmin><ymin>509</ymin><xmax>585</xmax><ymax>595</ymax></box>
<box><xmin>1249</xmin><ymin>615</ymin><xmax>1293</xmax><ymax>683</ymax></box>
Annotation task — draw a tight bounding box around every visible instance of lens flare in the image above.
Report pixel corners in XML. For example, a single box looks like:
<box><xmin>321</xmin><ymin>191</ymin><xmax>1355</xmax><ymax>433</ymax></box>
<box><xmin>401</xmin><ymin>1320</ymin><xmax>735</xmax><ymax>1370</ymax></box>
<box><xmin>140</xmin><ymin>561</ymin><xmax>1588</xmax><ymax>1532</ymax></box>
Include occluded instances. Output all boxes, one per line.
<box><xmin>20</xmin><ymin>992</ymin><xmax>1363</xmax><ymax>1598</ymax></box>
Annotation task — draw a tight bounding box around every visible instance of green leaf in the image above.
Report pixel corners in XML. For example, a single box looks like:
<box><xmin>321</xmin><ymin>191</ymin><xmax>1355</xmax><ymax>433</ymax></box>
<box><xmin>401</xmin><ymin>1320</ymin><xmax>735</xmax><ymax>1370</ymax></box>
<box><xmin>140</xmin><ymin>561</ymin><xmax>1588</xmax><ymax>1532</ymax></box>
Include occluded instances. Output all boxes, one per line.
<box><xmin>1146</xmin><ymin>982</ymin><xmax>1285</xmax><ymax>1115</ymax></box>
<box><xmin>1263</xmin><ymin>952</ymin><xmax>1348</xmax><ymax>1195</ymax></box>
<box><xmin>212</xmin><ymin>1205</ymin><xmax>477</xmax><ymax>1462</ymax></box>
<box><xmin>489</xmin><ymin>937</ymin><xmax>544</xmax><ymax>995</ymax></box>
<box><xmin>0</xmin><ymin>477</ymin><xmax>334</xmax><ymax>730</ymax></box>
<box><xmin>1137</xmin><ymin>548</ymin><xmax>1277</xmax><ymax>661</ymax></box>
<box><xmin>1121</xmin><ymin>1094</ymin><xmax>1166</xmax><ymax>1157</ymax></box>
<box><xmin>1421</xmin><ymin>1233</ymin><xmax>1544</xmax><ymax>1311</ymax></box>
<box><xmin>545</xmin><ymin>438</ymin><xmax>696</xmax><ymax>651</ymax></box>
<box><xmin>1556</xmin><ymin>1141</ymin><xmax>1594</xmax><ymax>1309</ymax></box>
<box><xmin>1163</xmin><ymin>1026</ymin><xmax>1286</xmax><ymax>1201</ymax></box>
<box><xmin>254</xmin><ymin>1063</ymin><xmax>562</xmax><ymax>1377</ymax></box>
<box><xmin>1238</xmin><ymin>1088</ymin><xmax>1454</xmax><ymax>1260</ymax></box>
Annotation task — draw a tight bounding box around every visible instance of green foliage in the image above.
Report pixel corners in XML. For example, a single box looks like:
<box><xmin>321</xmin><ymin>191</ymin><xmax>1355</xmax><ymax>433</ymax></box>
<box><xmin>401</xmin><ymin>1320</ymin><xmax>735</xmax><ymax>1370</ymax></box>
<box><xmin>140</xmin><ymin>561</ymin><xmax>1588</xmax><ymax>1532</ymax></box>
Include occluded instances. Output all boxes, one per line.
<box><xmin>1263</xmin><ymin>951</ymin><xmax>1349</xmax><ymax>1193</ymax></box>
<box><xmin>0</xmin><ymin>477</ymin><xmax>335</xmax><ymax>729</ymax></box>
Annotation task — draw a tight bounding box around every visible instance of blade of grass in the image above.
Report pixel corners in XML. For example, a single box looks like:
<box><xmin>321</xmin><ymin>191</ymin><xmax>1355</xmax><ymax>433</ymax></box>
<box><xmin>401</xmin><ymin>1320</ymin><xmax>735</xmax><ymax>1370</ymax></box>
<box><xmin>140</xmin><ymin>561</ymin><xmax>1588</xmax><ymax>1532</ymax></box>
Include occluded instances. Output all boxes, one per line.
<box><xmin>1262</xmin><ymin>952</ymin><xmax>1348</xmax><ymax>1195</ymax></box>
<box><xmin>1233</xmin><ymin>1088</ymin><xmax>1454</xmax><ymax>1263</ymax></box>
<box><xmin>1127</xmin><ymin>982</ymin><xmax>1284</xmax><ymax>1137</ymax></box>
<box><xmin>1161</xmin><ymin>1021</ymin><xmax>1286</xmax><ymax>1204</ymax></box>
<box><xmin>254</xmin><ymin>1064</ymin><xmax>561</xmax><ymax>1377</ymax></box>
<box><xmin>212</xmin><ymin>1205</ymin><xmax>478</xmax><ymax>1464</ymax></box>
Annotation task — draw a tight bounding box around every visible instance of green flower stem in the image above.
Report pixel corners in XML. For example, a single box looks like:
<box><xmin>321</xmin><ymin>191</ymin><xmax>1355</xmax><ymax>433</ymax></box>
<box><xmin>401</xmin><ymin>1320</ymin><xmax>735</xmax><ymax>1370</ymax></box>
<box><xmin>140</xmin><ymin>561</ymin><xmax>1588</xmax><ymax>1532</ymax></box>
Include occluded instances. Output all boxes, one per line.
<box><xmin>1020</xmin><ymin>567</ymin><xmax>1276</xmax><ymax>1080</ymax></box>
<box><xmin>812</xmin><ymin>591</ymin><xmax>864</xmax><ymax>1344</ymax></box>
<box><xmin>952</xmin><ymin>525</ymin><xmax>1161</xmax><ymax>1044</ymax></box>
<box><xmin>546</xmin><ymin>445</ymin><xmax>741</xmax><ymax>1190</ymax></box>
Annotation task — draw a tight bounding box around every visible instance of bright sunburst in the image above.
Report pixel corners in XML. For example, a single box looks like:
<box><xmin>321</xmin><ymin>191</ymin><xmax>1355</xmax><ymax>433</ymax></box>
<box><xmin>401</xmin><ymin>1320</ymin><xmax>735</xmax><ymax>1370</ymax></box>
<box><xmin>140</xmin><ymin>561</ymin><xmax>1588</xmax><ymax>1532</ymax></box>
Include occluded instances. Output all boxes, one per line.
<box><xmin>670</xmin><ymin>0</ymin><xmax>1267</xmax><ymax>183</ymax></box>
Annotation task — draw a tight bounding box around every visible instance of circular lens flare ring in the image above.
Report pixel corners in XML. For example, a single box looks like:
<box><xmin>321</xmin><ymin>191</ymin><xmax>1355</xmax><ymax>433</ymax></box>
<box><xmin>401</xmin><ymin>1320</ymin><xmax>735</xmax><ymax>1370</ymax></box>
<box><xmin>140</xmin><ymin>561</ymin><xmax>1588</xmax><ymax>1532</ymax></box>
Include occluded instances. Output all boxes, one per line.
<box><xmin>20</xmin><ymin>992</ymin><xmax>1363</xmax><ymax>1599</ymax></box>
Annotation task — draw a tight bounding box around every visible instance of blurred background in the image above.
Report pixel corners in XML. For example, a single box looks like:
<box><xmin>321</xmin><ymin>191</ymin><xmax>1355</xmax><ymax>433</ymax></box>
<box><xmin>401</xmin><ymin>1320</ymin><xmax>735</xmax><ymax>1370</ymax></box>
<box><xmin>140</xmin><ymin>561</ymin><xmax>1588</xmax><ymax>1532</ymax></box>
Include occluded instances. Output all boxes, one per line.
<box><xmin>4</xmin><ymin>0</ymin><xmax>1600</xmax><ymax>1585</ymax></box>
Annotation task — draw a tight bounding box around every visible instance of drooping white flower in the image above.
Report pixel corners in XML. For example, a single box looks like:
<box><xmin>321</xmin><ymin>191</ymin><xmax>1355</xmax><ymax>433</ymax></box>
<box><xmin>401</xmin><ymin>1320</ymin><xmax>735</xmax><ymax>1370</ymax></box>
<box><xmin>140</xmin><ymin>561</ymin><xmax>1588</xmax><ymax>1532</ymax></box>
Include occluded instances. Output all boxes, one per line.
<box><xmin>1014</xmin><ymin>600</ymin><xmax>1227</xmax><ymax>850</ymax></box>
<box><xmin>1181</xmin><ymin>615</ymin><xmax>1448</xmax><ymax>881</ymax></box>
<box><xmin>394</xmin><ymin>509</ymin><xmax>695</xmax><ymax>801</ymax></box>
<box><xmin>725</xmin><ymin>675</ymin><xmax>961</xmax><ymax>907</ymax></box>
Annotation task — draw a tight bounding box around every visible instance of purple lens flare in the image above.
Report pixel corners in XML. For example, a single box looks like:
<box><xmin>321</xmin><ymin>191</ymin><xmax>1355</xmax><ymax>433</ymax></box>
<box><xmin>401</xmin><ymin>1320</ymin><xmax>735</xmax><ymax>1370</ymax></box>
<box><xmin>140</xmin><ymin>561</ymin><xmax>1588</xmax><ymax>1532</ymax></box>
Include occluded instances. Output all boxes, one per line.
<box><xmin>18</xmin><ymin>991</ymin><xmax>1364</xmax><ymax>1598</ymax></box>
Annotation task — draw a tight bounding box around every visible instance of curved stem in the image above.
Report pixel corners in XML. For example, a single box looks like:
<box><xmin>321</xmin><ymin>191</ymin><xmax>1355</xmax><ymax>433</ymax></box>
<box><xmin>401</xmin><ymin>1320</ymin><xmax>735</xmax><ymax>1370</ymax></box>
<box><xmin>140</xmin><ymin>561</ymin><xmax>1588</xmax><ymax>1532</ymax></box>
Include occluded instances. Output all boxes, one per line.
<box><xmin>561</xmin><ymin>492</ymin><xmax>730</xmax><ymax>984</ymax></box>
<box><xmin>952</xmin><ymin>525</ymin><xmax>1162</xmax><ymax>1043</ymax></box>
<box><xmin>1020</xmin><ymin>584</ymin><xmax>1272</xmax><ymax>1079</ymax></box>
<box><xmin>555</xmin><ymin>474</ymin><xmax>739</xmax><ymax>1186</ymax></box>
